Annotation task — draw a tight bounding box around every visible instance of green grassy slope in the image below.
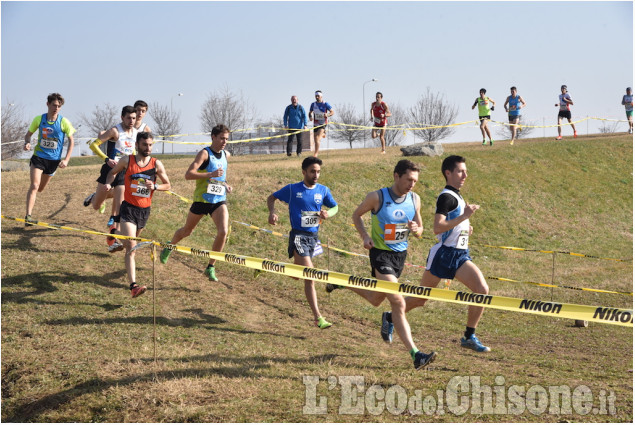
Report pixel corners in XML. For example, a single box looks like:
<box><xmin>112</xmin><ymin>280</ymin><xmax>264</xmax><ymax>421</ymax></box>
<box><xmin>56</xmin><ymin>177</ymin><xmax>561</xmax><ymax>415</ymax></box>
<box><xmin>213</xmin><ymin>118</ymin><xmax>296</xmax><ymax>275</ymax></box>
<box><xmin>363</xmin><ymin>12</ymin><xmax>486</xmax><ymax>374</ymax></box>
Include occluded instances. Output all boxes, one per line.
<box><xmin>1</xmin><ymin>134</ymin><xmax>632</xmax><ymax>422</ymax></box>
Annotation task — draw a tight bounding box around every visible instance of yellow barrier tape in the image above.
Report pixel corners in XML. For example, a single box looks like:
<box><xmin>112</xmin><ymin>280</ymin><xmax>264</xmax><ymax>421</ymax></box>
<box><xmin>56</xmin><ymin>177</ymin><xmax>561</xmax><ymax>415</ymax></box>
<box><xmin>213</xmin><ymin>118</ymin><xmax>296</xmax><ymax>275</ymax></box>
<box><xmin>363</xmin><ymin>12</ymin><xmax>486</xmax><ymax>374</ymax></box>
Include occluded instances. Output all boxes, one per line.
<box><xmin>2</xmin><ymin>214</ymin><xmax>630</xmax><ymax>326</ymax></box>
<box><xmin>155</xmin><ymin>241</ymin><xmax>632</xmax><ymax>327</ymax></box>
<box><xmin>487</xmin><ymin>276</ymin><xmax>633</xmax><ymax>297</ymax></box>
<box><xmin>478</xmin><ymin>243</ymin><xmax>630</xmax><ymax>262</ymax></box>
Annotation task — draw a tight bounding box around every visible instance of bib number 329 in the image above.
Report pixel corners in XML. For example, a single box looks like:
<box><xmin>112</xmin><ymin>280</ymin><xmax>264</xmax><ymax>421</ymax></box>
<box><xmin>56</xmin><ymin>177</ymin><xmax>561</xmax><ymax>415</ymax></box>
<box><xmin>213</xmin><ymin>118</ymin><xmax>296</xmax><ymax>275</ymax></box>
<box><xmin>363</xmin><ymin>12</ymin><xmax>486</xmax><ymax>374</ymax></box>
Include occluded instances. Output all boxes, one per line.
<box><xmin>207</xmin><ymin>182</ymin><xmax>226</xmax><ymax>196</ymax></box>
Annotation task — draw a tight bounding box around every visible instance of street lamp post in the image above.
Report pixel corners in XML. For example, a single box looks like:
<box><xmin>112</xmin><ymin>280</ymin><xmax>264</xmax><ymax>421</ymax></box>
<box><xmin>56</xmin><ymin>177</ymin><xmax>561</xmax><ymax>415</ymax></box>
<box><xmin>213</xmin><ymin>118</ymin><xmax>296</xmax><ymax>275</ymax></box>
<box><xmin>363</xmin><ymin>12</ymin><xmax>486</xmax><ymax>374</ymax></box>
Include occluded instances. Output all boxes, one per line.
<box><xmin>170</xmin><ymin>93</ymin><xmax>184</xmax><ymax>154</ymax></box>
<box><xmin>363</xmin><ymin>78</ymin><xmax>378</xmax><ymax>148</ymax></box>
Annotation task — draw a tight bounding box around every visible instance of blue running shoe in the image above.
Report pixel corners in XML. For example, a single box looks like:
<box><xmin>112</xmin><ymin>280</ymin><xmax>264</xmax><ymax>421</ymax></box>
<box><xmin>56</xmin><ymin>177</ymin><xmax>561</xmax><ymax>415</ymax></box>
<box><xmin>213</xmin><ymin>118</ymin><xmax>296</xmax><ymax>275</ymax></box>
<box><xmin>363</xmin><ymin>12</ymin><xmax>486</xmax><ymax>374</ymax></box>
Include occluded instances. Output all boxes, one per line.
<box><xmin>380</xmin><ymin>311</ymin><xmax>394</xmax><ymax>344</ymax></box>
<box><xmin>414</xmin><ymin>351</ymin><xmax>437</xmax><ymax>370</ymax></box>
<box><xmin>460</xmin><ymin>335</ymin><xmax>491</xmax><ymax>352</ymax></box>
<box><xmin>107</xmin><ymin>216</ymin><xmax>115</xmax><ymax>227</ymax></box>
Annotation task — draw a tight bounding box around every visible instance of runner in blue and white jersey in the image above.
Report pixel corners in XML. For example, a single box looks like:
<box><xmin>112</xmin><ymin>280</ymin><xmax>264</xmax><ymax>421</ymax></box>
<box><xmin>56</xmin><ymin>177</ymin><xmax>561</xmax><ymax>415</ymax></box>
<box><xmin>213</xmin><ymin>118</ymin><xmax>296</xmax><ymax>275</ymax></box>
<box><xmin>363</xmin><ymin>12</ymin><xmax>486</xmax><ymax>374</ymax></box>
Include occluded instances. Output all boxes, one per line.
<box><xmin>405</xmin><ymin>155</ymin><xmax>491</xmax><ymax>354</ymax></box>
<box><xmin>308</xmin><ymin>90</ymin><xmax>333</xmax><ymax>157</ymax></box>
<box><xmin>267</xmin><ymin>156</ymin><xmax>338</xmax><ymax>329</ymax></box>
<box><xmin>23</xmin><ymin>93</ymin><xmax>76</xmax><ymax>226</ymax></box>
<box><xmin>503</xmin><ymin>86</ymin><xmax>526</xmax><ymax>145</ymax></box>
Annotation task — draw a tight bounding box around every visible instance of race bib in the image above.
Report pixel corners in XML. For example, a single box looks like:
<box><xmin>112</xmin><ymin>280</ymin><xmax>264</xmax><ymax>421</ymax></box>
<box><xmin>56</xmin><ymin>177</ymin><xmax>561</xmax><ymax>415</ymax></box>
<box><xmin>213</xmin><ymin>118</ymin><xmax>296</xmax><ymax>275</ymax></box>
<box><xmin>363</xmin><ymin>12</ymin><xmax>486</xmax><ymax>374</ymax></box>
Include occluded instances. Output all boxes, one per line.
<box><xmin>509</xmin><ymin>104</ymin><xmax>517</xmax><ymax>111</ymax></box>
<box><xmin>301</xmin><ymin>211</ymin><xmax>320</xmax><ymax>228</ymax></box>
<box><xmin>384</xmin><ymin>223</ymin><xmax>409</xmax><ymax>244</ymax></box>
<box><xmin>40</xmin><ymin>138</ymin><xmax>58</xmax><ymax>150</ymax></box>
<box><xmin>206</xmin><ymin>181</ymin><xmax>226</xmax><ymax>196</ymax></box>
<box><xmin>456</xmin><ymin>230</ymin><xmax>469</xmax><ymax>249</ymax></box>
<box><xmin>313</xmin><ymin>111</ymin><xmax>325</xmax><ymax>120</ymax></box>
<box><xmin>373</xmin><ymin>117</ymin><xmax>383</xmax><ymax>124</ymax></box>
<box><xmin>133</xmin><ymin>184</ymin><xmax>151</xmax><ymax>198</ymax></box>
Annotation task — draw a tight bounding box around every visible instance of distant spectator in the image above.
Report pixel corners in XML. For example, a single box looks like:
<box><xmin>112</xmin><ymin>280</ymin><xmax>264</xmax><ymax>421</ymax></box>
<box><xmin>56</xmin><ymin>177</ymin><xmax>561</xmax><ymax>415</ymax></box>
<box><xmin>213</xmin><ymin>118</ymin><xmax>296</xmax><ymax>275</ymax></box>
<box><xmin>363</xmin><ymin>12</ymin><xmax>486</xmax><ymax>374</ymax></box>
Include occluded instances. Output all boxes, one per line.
<box><xmin>283</xmin><ymin>95</ymin><xmax>307</xmax><ymax>156</ymax></box>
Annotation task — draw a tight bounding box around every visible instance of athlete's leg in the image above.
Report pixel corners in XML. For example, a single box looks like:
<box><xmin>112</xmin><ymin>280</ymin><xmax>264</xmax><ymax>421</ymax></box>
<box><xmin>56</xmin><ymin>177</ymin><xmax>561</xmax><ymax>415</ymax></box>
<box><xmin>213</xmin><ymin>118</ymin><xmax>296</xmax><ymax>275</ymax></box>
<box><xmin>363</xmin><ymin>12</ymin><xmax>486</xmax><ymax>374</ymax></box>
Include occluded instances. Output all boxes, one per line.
<box><xmin>208</xmin><ymin>204</ymin><xmax>229</xmax><ymax>267</ymax></box>
<box><xmin>557</xmin><ymin>116</ymin><xmax>563</xmax><ymax>137</ymax></box>
<box><xmin>112</xmin><ymin>185</ymin><xmax>125</xmax><ymax>218</ymax></box>
<box><xmin>379</xmin><ymin>128</ymin><xmax>386</xmax><ymax>152</ymax></box>
<box><xmin>92</xmin><ymin>183</ymin><xmax>112</xmax><ymax>211</ymax></box>
<box><xmin>374</xmin><ymin>271</ymin><xmax>417</xmax><ymax>351</ymax></box>
<box><xmin>37</xmin><ymin>173</ymin><xmax>53</xmax><ymax>193</ymax></box>
<box><xmin>348</xmin><ymin>287</ymin><xmax>387</xmax><ymax>307</ymax></box>
<box><xmin>479</xmin><ymin>119</ymin><xmax>487</xmax><ymax>139</ymax></box>
<box><xmin>405</xmin><ymin>269</ymin><xmax>442</xmax><ymax>312</ymax></box>
<box><xmin>510</xmin><ymin>117</ymin><xmax>519</xmax><ymax>140</ymax></box>
<box><xmin>313</xmin><ymin>129</ymin><xmax>323</xmax><ymax>157</ymax></box>
<box><xmin>484</xmin><ymin>120</ymin><xmax>492</xmax><ymax>141</ymax></box>
<box><xmin>293</xmin><ymin>251</ymin><xmax>323</xmax><ymax>321</ymax></box>
<box><xmin>453</xmin><ymin>260</ymin><xmax>489</xmax><ymax>328</ymax></box>
<box><xmin>170</xmin><ymin>211</ymin><xmax>205</xmax><ymax>244</ymax></box>
<box><xmin>121</xmin><ymin>220</ymin><xmax>138</xmax><ymax>285</ymax></box>
<box><xmin>371</xmin><ymin>128</ymin><xmax>378</xmax><ymax>139</ymax></box>
<box><xmin>567</xmin><ymin>118</ymin><xmax>577</xmax><ymax>134</ymax></box>
<box><xmin>26</xmin><ymin>165</ymin><xmax>44</xmax><ymax>216</ymax></box>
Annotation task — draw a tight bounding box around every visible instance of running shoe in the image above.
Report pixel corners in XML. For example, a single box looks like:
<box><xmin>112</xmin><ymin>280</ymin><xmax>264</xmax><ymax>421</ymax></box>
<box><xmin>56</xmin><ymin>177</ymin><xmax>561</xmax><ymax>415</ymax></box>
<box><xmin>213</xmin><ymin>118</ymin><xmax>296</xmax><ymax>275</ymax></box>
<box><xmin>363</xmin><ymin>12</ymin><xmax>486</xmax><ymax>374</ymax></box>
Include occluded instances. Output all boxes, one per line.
<box><xmin>24</xmin><ymin>214</ymin><xmax>34</xmax><ymax>227</ymax></box>
<box><xmin>160</xmin><ymin>247</ymin><xmax>171</xmax><ymax>264</ymax></box>
<box><xmin>555</xmin><ymin>136</ymin><xmax>563</xmax><ymax>140</ymax></box>
<box><xmin>131</xmin><ymin>284</ymin><xmax>147</xmax><ymax>298</ymax></box>
<box><xmin>482</xmin><ymin>139</ymin><xmax>486</xmax><ymax>145</ymax></box>
<box><xmin>204</xmin><ymin>265</ymin><xmax>218</xmax><ymax>282</ymax></box>
<box><xmin>108</xmin><ymin>241</ymin><xmax>124</xmax><ymax>253</ymax></box>
<box><xmin>316</xmin><ymin>316</ymin><xmax>332</xmax><ymax>329</ymax></box>
<box><xmin>83</xmin><ymin>192</ymin><xmax>95</xmax><ymax>207</ymax></box>
<box><xmin>460</xmin><ymin>334</ymin><xmax>491</xmax><ymax>352</ymax></box>
<box><xmin>489</xmin><ymin>140</ymin><xmax>494</xmax><ymax>146</ymax></box>
<box><xmin>574</xmin><ymin>131</ymin><xmax>578</xmax><ymax>138</ymax></box>
<box><xmin>107</xmin><ymin>216</ymin><xmax>115</xmax><ymax>227</ymax></box>
<box><xmin>414</xmin><ymin>351</ymin><xmax>437</xmax><ymax>370</ymax></box>
<box><xmin>99</xmin><ymin>203</ymin><xmax>106</xmax><ymax>214</ymax></box>
<box><xmin>380</xmin><ymin>311</ymin><xmax>394</xmax><ymax>344</ymax></box>
<box><xmin>325</xmin><ymin>283</ymin><xmax>343</xmax><ymax>293</ymax></box>
<box><xmin>510</xmin><ymin>139</ymin><xmax>515</xmax><ymax>146</ymax></box>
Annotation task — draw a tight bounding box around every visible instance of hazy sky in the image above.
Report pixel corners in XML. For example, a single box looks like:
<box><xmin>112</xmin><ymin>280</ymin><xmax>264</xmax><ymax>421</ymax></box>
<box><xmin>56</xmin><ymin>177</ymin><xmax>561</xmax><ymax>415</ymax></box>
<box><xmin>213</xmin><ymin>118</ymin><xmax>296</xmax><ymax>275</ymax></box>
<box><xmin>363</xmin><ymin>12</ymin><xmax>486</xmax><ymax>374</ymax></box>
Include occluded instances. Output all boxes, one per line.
<box><xmin>1</xmin><ymin>1</ymin><xmax>633</xmax><ymax>154</ymax></box>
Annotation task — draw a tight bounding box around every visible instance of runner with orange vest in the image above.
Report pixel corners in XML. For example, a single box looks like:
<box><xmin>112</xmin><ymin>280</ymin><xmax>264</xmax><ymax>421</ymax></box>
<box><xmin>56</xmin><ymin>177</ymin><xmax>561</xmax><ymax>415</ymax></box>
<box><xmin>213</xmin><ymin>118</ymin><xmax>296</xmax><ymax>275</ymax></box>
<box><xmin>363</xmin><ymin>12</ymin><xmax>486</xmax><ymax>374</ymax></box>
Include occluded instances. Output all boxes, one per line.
<box><xmin>104</xmin><ymin>132</ymin><xmax>171</xmax><ymax>298</ymax></box>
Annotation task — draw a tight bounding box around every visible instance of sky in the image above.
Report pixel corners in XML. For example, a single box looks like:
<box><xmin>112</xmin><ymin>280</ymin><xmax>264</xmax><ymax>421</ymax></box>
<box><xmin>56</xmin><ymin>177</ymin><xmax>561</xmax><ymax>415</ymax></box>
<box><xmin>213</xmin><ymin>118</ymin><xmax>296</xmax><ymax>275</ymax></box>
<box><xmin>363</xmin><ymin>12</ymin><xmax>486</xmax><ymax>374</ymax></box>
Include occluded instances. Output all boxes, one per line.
<box><xmin>1</xmin><ymin>1</ymin><xmax>633</xmax><ymax>155</ymax></box>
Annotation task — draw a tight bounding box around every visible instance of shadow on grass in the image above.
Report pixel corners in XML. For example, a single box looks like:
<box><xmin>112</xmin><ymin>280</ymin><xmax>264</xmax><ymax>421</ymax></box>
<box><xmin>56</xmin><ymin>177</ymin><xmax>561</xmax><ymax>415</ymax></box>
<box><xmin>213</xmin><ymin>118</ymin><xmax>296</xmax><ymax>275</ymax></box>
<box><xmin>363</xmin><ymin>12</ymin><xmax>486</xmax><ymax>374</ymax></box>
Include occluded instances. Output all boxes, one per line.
<box><xmin>2</xmin><ymin>226</ymin><xmax>108</xmax><ymax>258</ymax></box>
<box><xmin>47</xmin><ymin>193</ymin><xmax>72</xmax><ymax>220</ymax></box>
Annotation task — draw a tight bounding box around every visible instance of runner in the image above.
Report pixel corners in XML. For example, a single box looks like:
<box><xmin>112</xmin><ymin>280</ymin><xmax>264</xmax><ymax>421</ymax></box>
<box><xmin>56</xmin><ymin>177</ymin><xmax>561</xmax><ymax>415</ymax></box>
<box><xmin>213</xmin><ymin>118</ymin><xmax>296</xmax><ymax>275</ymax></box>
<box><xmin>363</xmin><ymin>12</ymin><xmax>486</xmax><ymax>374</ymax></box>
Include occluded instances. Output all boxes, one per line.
<box><xmin>370</xmin><ymin>92</ymin><xmax>392</xmax><ymax>154</ymax></box>
<box><xmin>160</xmin><ymin>124</ymin><xmax>232</xmax><ymax>282</ymax></box>
<box><xmin>555</xmin><ymin>85</ymin><xmax>577</xmax><ymax>140</ymax></box>
<box><xmin>472</xmin><ymin>88</ymin><xmax>495</xmax><ymax>146</ymax></box>
<box><xmin>621</xmin><ymin>87</ymin><xmax>633</xmax><ymax>134</ymax></box>
<box><xmin>84</xmin><ymin>106</ymin><xmax>138</xmax><ymax>252</ymax></box>
<box><xmin>308</xmin><ymin>90</ymin><xmax>334</xmax><ymax>157</ymax></box>
<box><xmin>104</xmin><ymin>132</ymin><xmax>171</xmax><ymax>298</ymax></box>
<box><xmin>503</xmin><ymin>86</ymin><xmax>526</xmax><ymax>145</ymax></box>
<box><xmin>134</xmin><ymin>100</ymin><xmax>152</xmax><ymax>133</ymax></box>
<box><xmin>405</xmin><ymin>155</ymin><xmax>491</xmax><ymax>353</ymax></box>
<box><xmin>343</xmin><ymin>159</ymin><xmax>436</xmax><ymax>370</ymax></box>
<box><xmin>23</xmin><ymin>93</ymin><xmax>76</xmax><ymax>226</ymax></box>
<box><xmin>267</xmin><ymin>157</ymin><xmax>338</xmax><ymax>329</ymax></box>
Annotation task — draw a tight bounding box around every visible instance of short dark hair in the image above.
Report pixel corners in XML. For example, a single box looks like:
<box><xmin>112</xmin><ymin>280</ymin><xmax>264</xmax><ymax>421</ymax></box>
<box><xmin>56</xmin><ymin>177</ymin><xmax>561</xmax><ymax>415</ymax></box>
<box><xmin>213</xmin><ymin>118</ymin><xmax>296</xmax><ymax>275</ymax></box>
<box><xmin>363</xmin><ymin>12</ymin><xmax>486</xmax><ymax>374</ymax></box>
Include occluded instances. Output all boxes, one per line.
<box><xmin>302</xmin><ymin>156</ymin><xmax>322</xmax><ymax>170</ymax></box>
<box><xmin>376</xmin><ymin>92</ymin><xmax>383</xmax><ymax>98</ymax></box>
<box><xmin>479</xmin><ymin>88</ymin><xmax>486</xmax><ymax>94</ymax></box>
<box><xmin>510</xmin><ymin>86</ymin><xmax>517</xmax><ymax>91</ymax></box>
<box><xmin>47</xmin><ymin>93</ymin><xmax>64</xmax><ymax>105</ymax></box>
<box><xmin>134</xmin><ymin>100</ymin><xmax>148</xmax><ymax>109</ymax></box>
<box><xmin>121</xmin><ymin>105</ymin><xmax>136</xmax><ymax>117</ymax></box>
<box><xmin>394</xmin><ymin>159</ymin><xmax>420</xmax><ymax>177</ymax></box>
<box><xmin>441</xmin><ymin>155</ymin><xmax>466</xmax><ymax>180</ymax></box>
<box><xmin>211</xmin><ymin>124</ymin><xmax>231</xmax><ymax>137</ymax></box>
<box><xmin>136</xmin><ymin>132</ymin><xmax>153</xmax><ymax>143</ymax></box>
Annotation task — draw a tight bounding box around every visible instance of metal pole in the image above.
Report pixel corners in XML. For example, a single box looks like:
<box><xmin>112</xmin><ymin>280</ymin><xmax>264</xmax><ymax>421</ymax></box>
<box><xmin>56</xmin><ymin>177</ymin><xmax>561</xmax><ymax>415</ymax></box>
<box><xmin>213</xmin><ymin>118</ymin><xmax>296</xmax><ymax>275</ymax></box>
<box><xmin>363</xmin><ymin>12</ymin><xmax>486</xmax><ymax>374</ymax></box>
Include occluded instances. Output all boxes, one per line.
<box><xmin>152</xmin><ymin>243</ymin><xmax>157</xmax><ymax>366</ymax></box>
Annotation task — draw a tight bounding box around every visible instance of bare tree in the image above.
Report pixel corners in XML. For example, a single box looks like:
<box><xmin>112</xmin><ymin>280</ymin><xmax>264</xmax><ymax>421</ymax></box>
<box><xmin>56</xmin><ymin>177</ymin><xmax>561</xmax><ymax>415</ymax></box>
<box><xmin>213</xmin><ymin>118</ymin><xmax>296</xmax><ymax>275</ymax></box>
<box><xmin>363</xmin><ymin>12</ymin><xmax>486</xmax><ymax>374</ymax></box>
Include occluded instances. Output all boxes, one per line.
<box><xmin>495</xmin><ymin>120</ymin><xmax>536</xmax><ymax>140</ymax></box>
<box><xmin>78</xmin><ymin>103</ymin><xmax>119</xmax><ymax>156</ymax></box>
<box><xmin>200</xmin><ymin>85</ymin><xmax>257</xmax><ymax>155</ymax></box>
<box><xmin>148</xmin><ymin>102</ymin><xmax>183</xmax><ymax>154</ymax></box>
<box><xmin>1</xmin><ymin>102</ymin><xmax>28</xmax><ymax>159</ymax></box>
<box><xmin>331</xmin><ymin>103</ymin><xmax>365</xmax><ymax>149</ymax></box>
<box><xmin>598</xmin><ymin>120</ymin><xmax>619</xmax><ymax>134</ymax></box>
<box><xmin>408</xmin><ymin>88</ymin><xmax>458</xmax><ymax>143</ymax></box>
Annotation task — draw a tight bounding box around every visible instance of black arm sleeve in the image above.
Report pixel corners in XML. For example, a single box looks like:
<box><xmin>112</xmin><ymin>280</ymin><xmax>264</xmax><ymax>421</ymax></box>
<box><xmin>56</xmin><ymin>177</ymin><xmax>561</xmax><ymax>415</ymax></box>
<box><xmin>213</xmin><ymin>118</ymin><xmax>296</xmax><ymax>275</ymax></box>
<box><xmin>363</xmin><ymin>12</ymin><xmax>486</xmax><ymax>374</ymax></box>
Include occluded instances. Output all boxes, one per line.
<box><xmin>435</xmin><ymin>193</ymin><xmax>458</xmax><ymax>216</ymax></box>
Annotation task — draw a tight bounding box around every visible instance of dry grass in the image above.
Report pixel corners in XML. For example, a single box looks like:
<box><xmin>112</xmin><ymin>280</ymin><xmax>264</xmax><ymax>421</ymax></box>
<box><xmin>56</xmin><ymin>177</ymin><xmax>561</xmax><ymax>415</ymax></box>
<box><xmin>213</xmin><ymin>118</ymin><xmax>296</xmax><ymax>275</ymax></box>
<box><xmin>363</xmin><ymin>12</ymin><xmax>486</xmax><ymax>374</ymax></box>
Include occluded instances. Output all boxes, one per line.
<box><xmin>1</xmin><ymin>134</ymin><xmax>632</xmax><ymax>422</ymax></box>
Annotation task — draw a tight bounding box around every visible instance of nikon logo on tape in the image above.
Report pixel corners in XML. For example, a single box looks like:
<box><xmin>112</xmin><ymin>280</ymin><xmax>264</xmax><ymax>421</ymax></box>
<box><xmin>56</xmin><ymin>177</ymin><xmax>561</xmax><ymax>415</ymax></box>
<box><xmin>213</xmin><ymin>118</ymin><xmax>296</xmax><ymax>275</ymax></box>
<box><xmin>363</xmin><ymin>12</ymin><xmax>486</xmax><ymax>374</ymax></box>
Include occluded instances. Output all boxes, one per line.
<box><xmin>225</xmin><ymin>254</ymin><xmax>246</xmax><ymax>265</ymax></box>
<box><xmin>593</xmin><ymin>307</ymin><xmax>633</xmax><ymax>324</ymax></box>
<box><xmin>455</xmin><ymin>291</ymin><xmax>493</xmax><ymax>305</ymax></box>
<box><xmin>261</xmin><ymin>260</ymin><xmax>285</xmax><ymax>273</ymax></box>
<box><xmin>399</xmin><ymin>283</ymin><xmax>432</xmax><ymax>297</ymax></box>
<box><xmin>519</xmin><ymin>299</ymin><xmax>563</xmax><ymax>314</ymax></box>
<box><xmin>347</xmin><ymin>275</ymin><xmax>377</xmax><ymax>289</ymax></box>
<box><xmin>302</xmin><ymin>268</ymin><xmax>329</xmax><ymax>280</ymax></box>
<box><xmin>191</xmin><ymin>247</ymin><xmax>211</xmax><ymax>258</ymax></box>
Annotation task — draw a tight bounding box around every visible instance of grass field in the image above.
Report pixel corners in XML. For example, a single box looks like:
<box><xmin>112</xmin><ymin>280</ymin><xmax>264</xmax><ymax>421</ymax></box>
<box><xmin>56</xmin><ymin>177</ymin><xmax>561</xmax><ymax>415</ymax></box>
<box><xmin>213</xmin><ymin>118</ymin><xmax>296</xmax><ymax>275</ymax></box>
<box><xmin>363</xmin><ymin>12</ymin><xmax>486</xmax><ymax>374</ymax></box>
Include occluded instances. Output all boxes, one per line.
<box><xmin>1</xmin><ymin>134</ymin><xmax>633</xmax><ymax>422</ymax></box>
